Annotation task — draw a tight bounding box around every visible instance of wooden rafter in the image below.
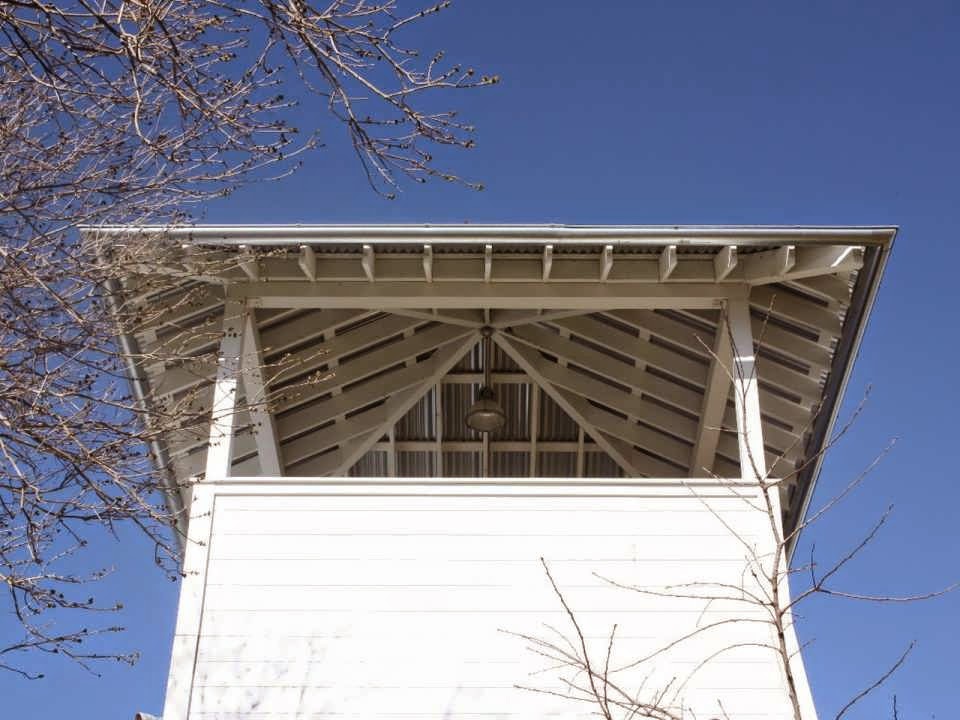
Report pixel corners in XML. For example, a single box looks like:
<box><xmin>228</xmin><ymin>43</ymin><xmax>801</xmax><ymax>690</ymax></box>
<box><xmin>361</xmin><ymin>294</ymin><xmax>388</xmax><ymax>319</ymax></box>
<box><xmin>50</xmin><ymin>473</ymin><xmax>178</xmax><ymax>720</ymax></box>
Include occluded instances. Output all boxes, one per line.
<box><xmin>288</xmin><ymin>333</ymin><xmax>479</xmax><ymax>476</ymax></box>
<box><xmin>494</xmin><ymin>334</ymin><xmax>641</xmax><ymax>478</ymax></box>
<box><xmin>690</xmin><ymin>312</ymin><xmax>732</xmax><ymax>478</ymax></box>
<box><xmin>232</xmin><ymin>281</ymin><xmax>741</xmax><ymax>310</ymax></box>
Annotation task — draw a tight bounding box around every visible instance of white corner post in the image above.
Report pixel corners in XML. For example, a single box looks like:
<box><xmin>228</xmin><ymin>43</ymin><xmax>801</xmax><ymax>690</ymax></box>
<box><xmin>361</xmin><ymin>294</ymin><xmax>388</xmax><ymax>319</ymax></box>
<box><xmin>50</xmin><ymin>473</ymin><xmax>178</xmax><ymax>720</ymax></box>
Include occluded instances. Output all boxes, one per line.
<box><xmin>242</xmin><ymin>310</ymin><xmax>284</xmax><ymax>476</ymax></box>
<box><xmin>729</xmin><ymin>297</ymin><xmax>818</xmax><ymax>720</ymax></box>
<box><xmin>727</xmin><ymin>298</ymin><xmax>766</xmax><ymax>481</ymax></box>
<box><xmin>163</xmin><ymin>302</ymin><xmax>245</xmax><ymax>719</ymax></box>
<box><xmin>205</xmin><ymin>299</ymin><xmax>245</xmax><ymax>480</ymax></box>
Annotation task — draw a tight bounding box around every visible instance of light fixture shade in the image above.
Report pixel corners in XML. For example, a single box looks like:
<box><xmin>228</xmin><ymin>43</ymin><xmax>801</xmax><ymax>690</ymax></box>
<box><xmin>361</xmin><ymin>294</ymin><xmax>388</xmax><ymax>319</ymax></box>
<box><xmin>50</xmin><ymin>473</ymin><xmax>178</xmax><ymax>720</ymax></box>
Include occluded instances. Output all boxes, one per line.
<box><xmin>465</xmin><ymin>386</ymin><xmax>506</xmax><ymax>433</ymax></box>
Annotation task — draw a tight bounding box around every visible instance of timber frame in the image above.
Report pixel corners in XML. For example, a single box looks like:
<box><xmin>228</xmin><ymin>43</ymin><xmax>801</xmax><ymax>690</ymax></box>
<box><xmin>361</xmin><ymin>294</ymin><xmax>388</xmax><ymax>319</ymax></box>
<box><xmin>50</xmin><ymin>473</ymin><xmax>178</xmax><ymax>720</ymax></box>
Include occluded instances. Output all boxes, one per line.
<box><xmin>92</xmin><ymin>225</ymin><xmax>896</xmax><ymax>556</ymax></box>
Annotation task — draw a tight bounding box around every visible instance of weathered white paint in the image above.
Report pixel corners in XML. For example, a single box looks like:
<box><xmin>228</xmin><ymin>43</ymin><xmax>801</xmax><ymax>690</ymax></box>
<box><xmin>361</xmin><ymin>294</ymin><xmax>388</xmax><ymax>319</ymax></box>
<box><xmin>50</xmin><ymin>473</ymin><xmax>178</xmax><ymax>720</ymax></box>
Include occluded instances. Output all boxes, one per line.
<box><xmin>164</xmin><ymin>478</ymin><xmax>814</xmax><ymax>720</ymax></box>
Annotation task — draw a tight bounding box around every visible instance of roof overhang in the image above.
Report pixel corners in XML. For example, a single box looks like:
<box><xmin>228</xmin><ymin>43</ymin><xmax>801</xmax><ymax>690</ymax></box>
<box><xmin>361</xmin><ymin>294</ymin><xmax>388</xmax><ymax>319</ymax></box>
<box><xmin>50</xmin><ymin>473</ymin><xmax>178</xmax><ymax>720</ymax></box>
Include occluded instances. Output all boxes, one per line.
<box><xmin>88</xmin><ymin>224</ymin><xmax>896</xmax><ymax>558</ymax></box>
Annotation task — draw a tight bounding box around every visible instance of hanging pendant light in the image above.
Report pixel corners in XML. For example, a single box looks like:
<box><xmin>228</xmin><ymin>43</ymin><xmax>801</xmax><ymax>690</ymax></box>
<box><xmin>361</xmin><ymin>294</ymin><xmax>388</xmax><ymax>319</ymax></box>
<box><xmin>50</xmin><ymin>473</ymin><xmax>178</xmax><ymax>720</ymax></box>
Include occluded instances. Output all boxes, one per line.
<box><xmin>465</xmin><ymin>327</ymin><xmax>506</xmax><ymax>433</ymax></box>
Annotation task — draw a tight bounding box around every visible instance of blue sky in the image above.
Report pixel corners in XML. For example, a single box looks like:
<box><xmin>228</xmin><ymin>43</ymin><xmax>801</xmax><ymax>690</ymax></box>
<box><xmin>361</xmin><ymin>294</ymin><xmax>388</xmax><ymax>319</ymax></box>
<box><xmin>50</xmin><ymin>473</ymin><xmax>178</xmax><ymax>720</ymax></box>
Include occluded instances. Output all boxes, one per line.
<box><xmin>4</xmin><ymin>1</ymin><xmax>959</xmax><ymax>717</ymax></box>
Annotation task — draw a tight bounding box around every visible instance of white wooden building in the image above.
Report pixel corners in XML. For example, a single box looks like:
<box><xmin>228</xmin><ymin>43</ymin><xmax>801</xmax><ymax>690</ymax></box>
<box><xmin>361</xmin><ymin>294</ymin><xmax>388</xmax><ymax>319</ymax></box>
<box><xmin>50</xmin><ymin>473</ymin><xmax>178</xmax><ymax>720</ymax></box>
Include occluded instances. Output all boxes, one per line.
<box><xmin>101</xmin><ymin>225</ymin><xmax>894</xmax><ymax>720</ymax></box>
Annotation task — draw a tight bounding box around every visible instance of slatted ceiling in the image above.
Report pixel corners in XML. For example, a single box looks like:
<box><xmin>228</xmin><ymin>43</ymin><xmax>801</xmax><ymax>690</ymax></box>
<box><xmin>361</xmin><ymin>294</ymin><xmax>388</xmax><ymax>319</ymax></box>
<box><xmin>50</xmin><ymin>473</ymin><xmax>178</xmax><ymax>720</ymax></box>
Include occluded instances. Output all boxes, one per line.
<box><xmin>444</xmin><ymin>451</ymin><xmax>480</xmax><ymax>477</ymax></box>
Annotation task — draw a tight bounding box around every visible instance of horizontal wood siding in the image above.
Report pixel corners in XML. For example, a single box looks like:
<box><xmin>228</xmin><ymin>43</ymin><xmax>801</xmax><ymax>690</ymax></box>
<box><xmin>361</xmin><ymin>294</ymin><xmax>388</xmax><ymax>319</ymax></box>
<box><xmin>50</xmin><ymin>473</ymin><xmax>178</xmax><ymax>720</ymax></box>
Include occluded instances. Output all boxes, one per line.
<box><xmin>179</xmin><ymin>481</ymin><xmax>799</xmax><ymax>720</ymax></box>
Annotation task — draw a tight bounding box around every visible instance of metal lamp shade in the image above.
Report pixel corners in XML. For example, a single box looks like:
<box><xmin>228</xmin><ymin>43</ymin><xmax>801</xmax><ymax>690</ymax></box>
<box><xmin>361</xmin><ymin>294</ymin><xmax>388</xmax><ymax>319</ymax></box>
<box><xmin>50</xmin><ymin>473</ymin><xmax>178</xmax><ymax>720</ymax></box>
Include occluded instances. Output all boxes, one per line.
<box><xmin>465</xmin><ymin>386</ymin><xmax>506</xmax><ymax>433</ymax></box>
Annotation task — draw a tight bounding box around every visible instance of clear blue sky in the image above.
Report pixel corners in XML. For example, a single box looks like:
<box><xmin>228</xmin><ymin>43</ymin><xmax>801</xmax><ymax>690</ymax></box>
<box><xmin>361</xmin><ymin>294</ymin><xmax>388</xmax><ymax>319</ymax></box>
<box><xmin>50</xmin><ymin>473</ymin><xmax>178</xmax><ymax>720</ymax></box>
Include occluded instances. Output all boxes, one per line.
<box><xmin>5</xmin><ymin>1</ymin><xmax>959</xmax><ymax>717</ymax></box>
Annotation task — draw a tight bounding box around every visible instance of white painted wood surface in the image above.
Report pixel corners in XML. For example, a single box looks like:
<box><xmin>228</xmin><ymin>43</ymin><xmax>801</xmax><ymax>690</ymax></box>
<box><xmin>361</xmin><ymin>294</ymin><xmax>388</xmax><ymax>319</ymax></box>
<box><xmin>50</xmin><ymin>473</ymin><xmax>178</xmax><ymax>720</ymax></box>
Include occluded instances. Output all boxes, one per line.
<box><xmin>166</xmin><ymin>479</ymin><xmax>812</xmax><ymax>720</ymax></box>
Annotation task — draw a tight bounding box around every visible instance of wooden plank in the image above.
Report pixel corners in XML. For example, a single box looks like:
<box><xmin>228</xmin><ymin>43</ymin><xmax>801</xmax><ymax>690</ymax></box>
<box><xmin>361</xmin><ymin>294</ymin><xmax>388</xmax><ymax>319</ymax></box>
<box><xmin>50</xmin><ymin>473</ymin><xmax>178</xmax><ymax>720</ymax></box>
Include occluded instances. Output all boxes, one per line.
<box><xmin>729</xmin><ymin>299</ymin><xmax>766</xmax><ymax>479</ymax></box>
<box><xmin>493</xmin><ymin>334</ymin><xmax>641</xmax><ymax>478</ymax></box>
<box><xmin>690</xmin><ymin>315</ymin><xmax>731</xmax><ymax>477</ymax></box>
<box><xmin>241</xmin><ymin>311</ymin><xmax>283</xmax><ymax>476</ymax></box>
<box><xmin>234</xmin><ymin>281</ymin><xmax>740</xmax><ymax>311</ymax></box>
<box><xmin>204</xmin><ymin>301</ymin><xmax>245</xmax><ymax>480</ymax></box>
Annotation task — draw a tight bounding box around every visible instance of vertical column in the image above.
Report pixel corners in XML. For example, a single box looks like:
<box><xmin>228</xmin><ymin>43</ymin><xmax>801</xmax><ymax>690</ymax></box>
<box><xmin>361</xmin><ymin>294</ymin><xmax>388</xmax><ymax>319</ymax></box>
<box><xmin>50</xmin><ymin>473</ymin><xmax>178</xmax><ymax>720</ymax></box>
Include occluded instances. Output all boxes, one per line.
<box><xmin>242</xmin><ymin>309</ymin><xmax>283</xmax><ymax>477</ymax></box>
<box><xmin>727</xmin><ymin>298</ymin><xmax>766</xmax><ymax>481</ymax></box>
<box><xmin>205</xmin><ymin>299</ymin><xmax>245</xmax><ymax>480</ymax></box>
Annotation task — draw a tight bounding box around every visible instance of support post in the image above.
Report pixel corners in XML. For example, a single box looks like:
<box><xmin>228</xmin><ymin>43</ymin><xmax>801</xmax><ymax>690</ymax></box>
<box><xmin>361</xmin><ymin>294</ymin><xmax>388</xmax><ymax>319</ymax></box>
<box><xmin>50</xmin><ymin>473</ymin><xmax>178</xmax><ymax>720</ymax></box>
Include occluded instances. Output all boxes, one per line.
<box><xmin>242</xmin><ymin>310</ymin><xmax>283</xmax><ymax>476</ymax></box>
<box><xmin>728</xmin><ymin>299</ymin><xmax>766</xmax><ymax>480</ymax></box>
<box><xmin>205</xmin><ymin>300</ymin><xmax>244</xmax><ymax>480</ymax></box>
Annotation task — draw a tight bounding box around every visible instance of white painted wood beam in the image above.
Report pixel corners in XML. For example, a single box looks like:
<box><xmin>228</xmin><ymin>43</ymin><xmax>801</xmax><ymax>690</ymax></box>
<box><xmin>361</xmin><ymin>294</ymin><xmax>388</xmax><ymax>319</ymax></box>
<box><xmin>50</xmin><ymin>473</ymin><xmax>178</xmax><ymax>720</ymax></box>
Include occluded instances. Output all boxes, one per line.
<box><xmin>387</xmin><ymin>308</ymin><xmax>483</xmax><ymax>328</ymax></box>
<box><xmin>238</xmin><ymin>246</ymin><xmax>259</xmax><ymax>281</ymax></box>
<box><xmin>489</xmin><ymin>308</ymin><xmax>591</xmax><ymax>329</ymax></box>
<box><xmin>789</xmin><ymin>245</ymin><xmax>864</xmax><ymax>281</ymax></box>
<box><xmin>331</xmin><ymin>333</ymin><xmax>479</xmax><ymax>475</ymax></box>
<box><xmin>728</xmin><ymin>299</ymin><xmax>767</xmax><ymax>480</ymax></box>
<box><xmin>741</xmin><ymin>244</ymin><xmax>864</xmax><ymax>285</ymax></box>
<box><xmin>233</xmin><ymin>281</ymin><xmax>742</xmax><ymax>311</ymax></box>
<box><xmin>739</xmin><ymin>246</ymin><xmax>796</xmax><ymax>284</ymax></box>
<box><xmin>422</xmin><ymin>244</ymin><xmax>433</xmax><ymax>282</ymax></box>
<box><xmin>714</xmin><ymin>245</ymin><xmax>738</xmax><ymax>281</ymax></box>
<box><xmin>493</xmin><ymin>334</ymin><xmax>640</xmax><ymax>477</ymax></box>
<box><xmin>659</xmin><ymin>245</ymin><xmax>678</xmax><ymax>281</ymax></box>
<box><xmin>600</xmin><ymin>244</ymin><xmax>614</xmax><ymax>282</ymax></box>
<box><xmin>153</xmin><ymin>308</ymin><xmax>374</xmax><ymax>399</ymax></box>
<box><xmin>509</xmin><ymin>323</ymin><xmax>702</xmax><ymax>416</ymax></box>
<box><xmin>542</xmin><ymin>244</ymin><xmax>554</xmax><ymax>282</ymax></box>
<box><xmin>204</xmin><ymin>300</ymin><xmax>245</xmax><ymax>480</ymax></box>
<box><xmin>361</xmin><ymin>244</ymin><xmax>376</xmax><ymax>282</ymax></box>
<box><xmin>241</xmin><ymin>310</ymin><xmax>283</xmax><ymax>476</ymax></box>
<box><xmin>690</xmin><ymin>312</ymin><xmax>733</xmax><ymax>478</ymax></box>
<box><xmin>298</xmin><ymin>245</ymin><xmax>317</xmax><ymax>281</ymax></box>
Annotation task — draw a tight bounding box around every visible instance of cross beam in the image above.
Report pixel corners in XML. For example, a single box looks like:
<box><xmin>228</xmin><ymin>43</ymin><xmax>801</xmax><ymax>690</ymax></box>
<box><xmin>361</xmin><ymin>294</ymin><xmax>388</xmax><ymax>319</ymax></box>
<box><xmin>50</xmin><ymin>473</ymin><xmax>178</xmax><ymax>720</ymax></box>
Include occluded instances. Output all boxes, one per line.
<box><xmin>231</xmin><ymin>281</ymin><xmax>745</xmax><ymax>311</ymax></box>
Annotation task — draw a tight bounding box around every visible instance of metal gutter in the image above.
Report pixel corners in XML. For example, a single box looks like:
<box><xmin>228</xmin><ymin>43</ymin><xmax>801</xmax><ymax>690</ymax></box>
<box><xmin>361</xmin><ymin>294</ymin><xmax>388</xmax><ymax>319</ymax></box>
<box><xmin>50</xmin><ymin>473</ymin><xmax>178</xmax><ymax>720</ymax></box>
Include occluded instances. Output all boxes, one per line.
<box><xmin>84</xmin><ymin>224</ymin><xmax>897</xmax><ymax>248</ymax></box>
<box><xmin>784</xmin><ymin>230</ymin><xmax>897</xmax><ymax>561</ymax></box>
<box><xmin>99</xmin><ymin>265</ymin><xmax>188</xmax><ymax>551</ymax></box>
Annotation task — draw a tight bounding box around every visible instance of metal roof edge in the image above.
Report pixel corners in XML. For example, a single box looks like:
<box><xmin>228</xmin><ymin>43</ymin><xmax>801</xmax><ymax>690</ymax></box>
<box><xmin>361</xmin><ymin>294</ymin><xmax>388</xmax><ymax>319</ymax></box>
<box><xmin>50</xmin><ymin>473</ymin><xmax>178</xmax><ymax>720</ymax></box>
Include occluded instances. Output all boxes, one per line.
<box><xmin>785</xmin><ymin>227</ymin><xmax>897</xmax><ymax>561</ymax></box>
<box><xmin>81</xmin><ymin>224</ymin><xmax>898</xmax><ymax>248</ymax></box>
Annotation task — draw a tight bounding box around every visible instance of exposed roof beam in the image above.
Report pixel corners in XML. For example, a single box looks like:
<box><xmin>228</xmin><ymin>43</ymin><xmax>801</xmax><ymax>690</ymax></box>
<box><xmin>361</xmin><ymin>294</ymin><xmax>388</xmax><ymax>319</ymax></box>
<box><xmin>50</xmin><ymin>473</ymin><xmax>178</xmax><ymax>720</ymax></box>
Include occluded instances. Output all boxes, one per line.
<box><xmin>154</xmin><ymin>310</ymin><xmax>406</xmax><ymax>398</ymax></box>
<box><xmin>690</xmin><ymin>314</ymin><xmax>732</xmax><ymax>477</ymax></box>
<box><xmin>509</xmin><ymin>324</ymin><xmax>702</xmax><ymax>418</ymax></box>
<box><xmin>238</xmin><ymin>246</ymin><xmax>259</xmax><ymax>281</ymax></box>
<box><xmin>542</xmin><ymin>244</ymin><xmax>554</xmax><ymax>281</ymax></box>
<box><xmin>298</xmin><ymin>245</ymin><xmax>317</xmax><ymax>281</ymax></box>
<box><xmin>714</xmin><ymin>246</ymin><xmax>738</xmax><ymax>281</ymax></box>
<box><xmin>232</xmin><ymin>281</ymin><xmax>745</xmax><ymax>312</ymax></box>
<box><xmin>361</xmin><ymin>244</ymin><xmax>375</xmax><ymax>281</ymax></box>
<box><xmin>494</xmin><ymin>334</ymin><xmax>641</xmax><ymax>478</ymax></box>
<box><xmin>600</xmin><ymin>245</ymin><xmax>614</xmax><ymax>282</ymax></box>
<box><xmin>659</xmin><ymin>245</ymin><xmax>678</xmax><ymax>281</ymax></box>
<box><xmin>740</xmin><ymin>246</ymin><xmax>796</xmax><ymax>284</ymax></box>
<box><xmin>740</xmin><ymin>245</ymin><xmax>865</xmax><ymax>285</ymax></box>
<box><xmin>286</xmin><ymin>333</ymin><xmax>478</xmax><ymax>476</ymax></box>
<box><xmin>489</xmin><ymin>309</ymin><xmax>591</xmax><ymax>329</ymax></box>
<box><xmin>388</xmin><ymin>308</ymin><xmax>483</xmax><ymax>328</ymax></box>
<box><xmin>422</xmin><ymin>244</ymin><xmax>433</xmax><ymax>282</ymax></box>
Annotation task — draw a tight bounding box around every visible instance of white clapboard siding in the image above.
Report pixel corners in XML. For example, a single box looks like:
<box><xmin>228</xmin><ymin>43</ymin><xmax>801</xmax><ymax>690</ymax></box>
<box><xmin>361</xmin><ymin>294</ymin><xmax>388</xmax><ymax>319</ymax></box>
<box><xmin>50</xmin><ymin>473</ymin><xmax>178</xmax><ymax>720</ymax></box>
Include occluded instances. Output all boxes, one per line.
<box><xmin>174</xmin><ymin>482</ymin><xmax>799</xmax><ymax>720</ymax></box>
